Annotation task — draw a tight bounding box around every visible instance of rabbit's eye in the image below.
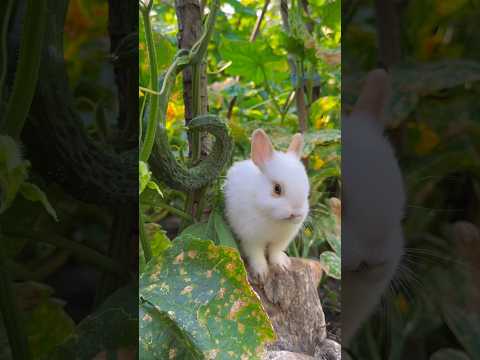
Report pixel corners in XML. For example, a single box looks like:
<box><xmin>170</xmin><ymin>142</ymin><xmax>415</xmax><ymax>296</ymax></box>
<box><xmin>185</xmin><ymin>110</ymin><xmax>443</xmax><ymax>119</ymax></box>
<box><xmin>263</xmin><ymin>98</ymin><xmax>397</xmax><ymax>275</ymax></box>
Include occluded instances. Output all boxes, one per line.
<box><xmin>273</xmin><ymin>183</ymin><xmax>282</xmax><ymax>196</ymax></box>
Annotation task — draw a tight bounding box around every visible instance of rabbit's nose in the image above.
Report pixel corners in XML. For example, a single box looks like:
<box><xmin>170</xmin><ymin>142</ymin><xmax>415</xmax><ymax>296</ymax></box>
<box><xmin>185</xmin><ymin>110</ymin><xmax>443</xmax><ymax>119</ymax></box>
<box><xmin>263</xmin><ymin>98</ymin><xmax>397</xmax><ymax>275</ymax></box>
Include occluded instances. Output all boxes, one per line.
<box><xmin>288</xmin><ymin>213</ymin><xmax>303</xmax><ymax>222</ymax></box>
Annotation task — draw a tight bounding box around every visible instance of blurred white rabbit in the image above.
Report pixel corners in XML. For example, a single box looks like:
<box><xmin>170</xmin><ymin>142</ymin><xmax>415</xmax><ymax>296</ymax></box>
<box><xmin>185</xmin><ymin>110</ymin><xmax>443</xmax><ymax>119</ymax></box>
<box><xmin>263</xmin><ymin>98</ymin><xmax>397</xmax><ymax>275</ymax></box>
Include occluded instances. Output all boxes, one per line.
<box><xmin>342</xmin><ymin>69</ymin><xmax>406</xmax><ymax>345</ymax></box>
<box><xmin>224</xmin><ymin>130</ymin><xmax>310</xmax><ymax>281</ymax></box>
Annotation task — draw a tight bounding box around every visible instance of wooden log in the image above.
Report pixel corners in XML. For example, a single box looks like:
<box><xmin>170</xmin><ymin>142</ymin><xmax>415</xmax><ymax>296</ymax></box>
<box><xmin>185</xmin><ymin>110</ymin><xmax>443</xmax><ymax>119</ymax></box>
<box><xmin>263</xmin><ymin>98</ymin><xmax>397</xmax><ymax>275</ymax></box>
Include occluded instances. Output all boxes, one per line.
<box><xmin>248</xmin><ymin>258</ymin><xmax>341</xmax><ymax>359</ymax></box>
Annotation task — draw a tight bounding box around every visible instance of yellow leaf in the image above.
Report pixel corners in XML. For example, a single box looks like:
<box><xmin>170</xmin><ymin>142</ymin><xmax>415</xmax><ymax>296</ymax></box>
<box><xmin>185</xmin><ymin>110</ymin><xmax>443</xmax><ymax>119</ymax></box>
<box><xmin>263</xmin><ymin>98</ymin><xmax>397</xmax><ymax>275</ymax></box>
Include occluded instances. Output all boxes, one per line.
<box><xmin>313</xmin><ymin>156</ymin><xmax>325</xmax><ymax>170</ymax></box>
<box><xmin>414</xmin><ymin>123</ymin><xmax>440</xmax><ymax>155</ymax></box>
<box><xmin>315</xmin><ymin>115</ymin><xmax>330</xmax><ymax>129</ymax></box>
<box><xmin>167</xmin><ymin>103</ymin><xmax>176</xmax><ymax>120</ymax></box>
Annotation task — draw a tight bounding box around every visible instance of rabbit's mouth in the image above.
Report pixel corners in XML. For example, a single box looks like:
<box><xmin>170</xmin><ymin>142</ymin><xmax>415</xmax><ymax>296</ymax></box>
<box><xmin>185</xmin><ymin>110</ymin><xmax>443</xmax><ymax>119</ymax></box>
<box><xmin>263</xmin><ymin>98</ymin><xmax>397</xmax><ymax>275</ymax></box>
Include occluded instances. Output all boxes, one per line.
<box><xmin>283</xmin><ymin>214</ymin><xmax>304</xmax><ymax>223</ymax></box>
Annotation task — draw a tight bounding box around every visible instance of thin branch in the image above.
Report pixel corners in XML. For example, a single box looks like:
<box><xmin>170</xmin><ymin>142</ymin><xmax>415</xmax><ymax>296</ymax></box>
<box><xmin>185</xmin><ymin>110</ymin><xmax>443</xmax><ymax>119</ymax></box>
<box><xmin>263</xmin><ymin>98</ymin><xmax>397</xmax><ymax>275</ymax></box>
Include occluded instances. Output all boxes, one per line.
<box><xmin>227</xmin><ymin>0</ymin><xmax>270</xmax><ymax>121</ymax></box>
<box><xmin>250</xmin><ymin>0</ymin><xmax>270</xmax><ymax>42</ymax></box>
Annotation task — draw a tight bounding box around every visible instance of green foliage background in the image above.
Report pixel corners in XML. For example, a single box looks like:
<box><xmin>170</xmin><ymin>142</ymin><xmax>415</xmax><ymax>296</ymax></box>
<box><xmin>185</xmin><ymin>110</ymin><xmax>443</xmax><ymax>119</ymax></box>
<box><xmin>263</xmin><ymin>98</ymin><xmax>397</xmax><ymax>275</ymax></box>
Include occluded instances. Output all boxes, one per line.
<box><xmin>343</xmin><ymin>0</ymin><xmax>480</xmax><ymax>359</ymax></box>
<box><xmin>1</xmin><ymin>0</ymin><xmax>138</xmax><ymax>358</ymax></box>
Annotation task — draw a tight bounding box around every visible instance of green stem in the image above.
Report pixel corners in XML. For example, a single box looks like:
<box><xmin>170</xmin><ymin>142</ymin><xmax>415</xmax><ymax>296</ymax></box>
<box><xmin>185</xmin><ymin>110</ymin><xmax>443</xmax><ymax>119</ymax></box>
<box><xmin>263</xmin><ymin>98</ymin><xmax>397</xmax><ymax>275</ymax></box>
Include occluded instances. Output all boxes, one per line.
<box><xmin>0</xmin><ymin>0</ymin><xmax>14</xmax><ymax>105</ymax></box>
<box><xmin>0</xmin><ymin>232</ymin><xmax>32</xmax><ymax>360</ymax></box>
<box><xmin>156</xmin><ymin>202</ymin><xmax>193</xmax><ymax>222</ymax></box>
<box><xmin>139</xmin><ymin>211</ymin><xmax>152</xmax><ymax>263</ymax></box>
<box><xmin>139</xmin><ymin>8</ymin><xmax>159</xmax><ymax>162</ymax></box>
<box><xmin>261</xmin><ymin>66</ymin><xmax>283</xmax><ymax>116</ymax></box>
<box><xmin>4</xmin><ymin>0</ymin><xmax>48</xmax><ymax>139</ymax></box>
<box><xmin>5</xmin><ymin>231</ymin><xmax>125</xmax><ymax>276</ymax></box>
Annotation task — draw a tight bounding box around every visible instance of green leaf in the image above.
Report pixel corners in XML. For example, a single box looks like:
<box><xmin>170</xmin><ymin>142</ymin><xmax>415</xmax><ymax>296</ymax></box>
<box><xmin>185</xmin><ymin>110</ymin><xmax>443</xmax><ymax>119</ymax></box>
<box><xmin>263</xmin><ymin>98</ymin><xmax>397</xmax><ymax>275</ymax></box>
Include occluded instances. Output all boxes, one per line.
<box><xmin>139</xmin><ymin>235</ymin><xmax>276</xmax><ymax>358</ymax></box>
<box><xmin>139</xmin><ymin>161</ymin><xmax>151</xmax><ymax>194</ymax></box>
<box><xmin>325</xmin><ymin>228</ymin><xmax>340</xmax><ymax>256</ymax></box>
<box><xmin>19</xmin><ymin>182</ymin><xmax>58</xmax><ymax>221</ymax></box>
<box><xmin>443</xmin><ymin>305</ymin><xmax>480</xmax><ymax>359</ymax></box>
<box><xmin>319</xmin><ymin>251</ymin><xmax>341</xmax><ymax>279</ymax></box>
<box><xmin>140</xmin><ymin>223</ymin><xmax>171</xmax><ymax>273</ymax></box>
<box><xmin>180</xmin><ymin>222</ymin><xmax>211</xmax><ymax>240</ymax></box>
<box><xmin>213</xmin><ymin>210</ymin><xmax>238</xmax><ymax>250</ymax></box>
<box><xmin>139</xmin><ymin>301</ymin><xmax>203</xmax><ymax>359</ymax></box>
<box><xmin>220</xmin><ymin>40</ymin><xmax>287</xmax><ymax>84</ymax></box>
<box><xmin>314</xmin><ymin>0</ymin><xmax>341</xmax><ymax>33</ymax></box>
<box><xmin>146</xmin><ymin>180</ymin><xmax>162</xmax><ymax>196</ymax></box>
<box><xmin>0</xmin><ymin>283</ymin><xmax>75</xmax><ymax>360</ymax></box>
<box><xmin>147</xmin><ymin>224</ymin><xmax>171</xmax><ymax>256</ymax></box>
<box><xmin>0</xmin><ymin>135</ymin><xmax>29</xmax><ymax>214</ymax></box>
<box><xmin>274</xmin><ymin>129</ymin><xmax>340</xmax><ymax>157</ymax></box>
<box><xmin>26</xmin><ymin>300</ymin><xmax>76</xmax><ymax>358</ymax></box>
<box><xmin>430</xmin><ymin>348</ymin><xmax>471</xmax><ymax>360</ymax></box>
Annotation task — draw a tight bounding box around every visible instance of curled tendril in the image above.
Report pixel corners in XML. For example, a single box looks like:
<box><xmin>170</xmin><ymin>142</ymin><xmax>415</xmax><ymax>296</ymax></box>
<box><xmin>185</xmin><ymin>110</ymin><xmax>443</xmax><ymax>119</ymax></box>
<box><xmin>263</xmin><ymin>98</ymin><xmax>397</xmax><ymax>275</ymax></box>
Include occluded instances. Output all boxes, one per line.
<box><xmin>150</xmin><ymin>115</ymin><xmax>233</xmax><ymax>192</ymax></box>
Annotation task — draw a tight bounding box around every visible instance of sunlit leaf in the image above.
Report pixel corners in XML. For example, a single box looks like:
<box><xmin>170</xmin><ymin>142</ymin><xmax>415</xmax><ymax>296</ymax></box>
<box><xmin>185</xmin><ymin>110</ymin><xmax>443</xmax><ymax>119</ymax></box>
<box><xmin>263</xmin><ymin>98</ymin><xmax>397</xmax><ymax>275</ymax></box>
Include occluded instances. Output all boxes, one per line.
<box><xmin>139</xmin><ymin>235</ymin><xmax>276</xmax><ymax>358</ymax></box>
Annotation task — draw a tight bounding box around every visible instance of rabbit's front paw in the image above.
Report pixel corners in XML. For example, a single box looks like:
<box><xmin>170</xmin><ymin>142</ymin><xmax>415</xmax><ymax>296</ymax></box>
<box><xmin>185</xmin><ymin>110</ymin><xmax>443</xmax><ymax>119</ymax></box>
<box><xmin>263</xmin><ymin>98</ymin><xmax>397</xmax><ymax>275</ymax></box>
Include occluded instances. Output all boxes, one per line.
<box><xmin>269</xmin><ymin>251</ymin><xmax>291</xmax><ymax>271</ymax></box>
<box><xmin>249</xmin><ymin>257</ymin><xmax>269</xmax><ymax>282</ymax></box>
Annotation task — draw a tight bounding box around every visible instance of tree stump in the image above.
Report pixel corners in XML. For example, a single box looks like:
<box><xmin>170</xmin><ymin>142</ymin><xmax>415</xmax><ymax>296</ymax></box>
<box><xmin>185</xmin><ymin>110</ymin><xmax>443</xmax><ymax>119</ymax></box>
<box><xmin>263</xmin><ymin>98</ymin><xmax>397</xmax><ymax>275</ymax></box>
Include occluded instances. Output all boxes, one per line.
<box><xmin>248</xmin><ymin>258</ymin><xmax>341</xmax><ymax>360</ymax></box>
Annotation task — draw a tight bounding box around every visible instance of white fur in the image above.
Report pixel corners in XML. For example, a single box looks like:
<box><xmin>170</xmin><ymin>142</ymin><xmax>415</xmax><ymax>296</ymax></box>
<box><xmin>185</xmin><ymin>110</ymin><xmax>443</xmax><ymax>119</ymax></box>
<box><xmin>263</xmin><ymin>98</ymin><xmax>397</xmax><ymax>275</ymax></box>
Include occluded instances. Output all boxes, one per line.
<box><xmin>342</xmin><ymin>71</ymin><xmax>406</xmax><ymax>345</ymax></box>
<box><xmin>224</xmin><ymin>146</ymin><xmax>309</xmax><ymax>281</ymax></box>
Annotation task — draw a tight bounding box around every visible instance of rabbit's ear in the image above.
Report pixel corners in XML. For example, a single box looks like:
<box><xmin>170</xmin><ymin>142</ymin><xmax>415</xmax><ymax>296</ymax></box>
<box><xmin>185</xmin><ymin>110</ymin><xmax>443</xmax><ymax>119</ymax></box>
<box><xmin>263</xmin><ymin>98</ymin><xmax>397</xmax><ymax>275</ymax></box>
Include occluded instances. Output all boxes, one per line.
<box><xmin>251</xmin><ymin>129</ymin><xmax>274</xmax><ymax>168</ymax></box>
<box><xmin>352</xmin><ymin>69</ymin><xmax>391</xmax><ymax>125</ymax></box>
<box><xmin>287</xmin><ymin>133</ymin><xmax>304</xmax><ymax>158</ymax></box>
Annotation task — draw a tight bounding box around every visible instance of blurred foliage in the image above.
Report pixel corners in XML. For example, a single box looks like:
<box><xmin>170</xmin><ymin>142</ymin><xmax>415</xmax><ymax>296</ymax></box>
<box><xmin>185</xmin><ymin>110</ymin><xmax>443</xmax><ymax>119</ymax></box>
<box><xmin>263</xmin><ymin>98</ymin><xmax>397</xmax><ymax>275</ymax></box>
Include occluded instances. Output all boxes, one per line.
<box><xmin>0</xmin><ymin>0</ymin><xmax>137</xmax><ymax>358</ymax></box>
<box><xmin>343</xmin><ymin>0</ymin><xmax>480</xmax><ymax>359</ymax></box>
<box><xmin>139</xmin><ymin>0</ymin><xmax>341</xmax><ymax>356</ymax></box>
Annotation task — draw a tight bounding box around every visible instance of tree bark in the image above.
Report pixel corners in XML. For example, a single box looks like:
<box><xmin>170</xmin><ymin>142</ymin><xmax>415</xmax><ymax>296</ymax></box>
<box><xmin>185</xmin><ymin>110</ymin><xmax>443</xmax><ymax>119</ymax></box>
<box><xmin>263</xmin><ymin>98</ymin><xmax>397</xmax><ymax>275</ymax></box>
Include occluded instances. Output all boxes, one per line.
<box><xmin>248</xmin><ymin>258</ymin><xmax>341</xmax><ymax>360</ymax></box>
<box><xmin>174</xmin><ymin>0</ymin><xmax>208</xmax><ymax>134</ymax></box>
<box><xmin>175</xmin><ymin>0</ymin><xmax>210</xmax><ymax>221</ymax></box>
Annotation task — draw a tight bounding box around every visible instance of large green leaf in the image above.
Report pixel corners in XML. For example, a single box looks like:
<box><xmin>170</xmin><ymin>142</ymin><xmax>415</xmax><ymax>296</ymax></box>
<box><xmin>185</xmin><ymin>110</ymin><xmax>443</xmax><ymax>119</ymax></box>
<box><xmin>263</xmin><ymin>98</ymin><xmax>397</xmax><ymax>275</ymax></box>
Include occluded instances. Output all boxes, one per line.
<box><xmin>139</xmin><ymin>302</ymin><xmax>203</xmax><ymax>359</ymax></box>
<box><xmin>139</xmin><ymin>235</ymin><xmax>275</xmax><ymax>359</ymax></box>
<box><xmin>314</xmin><ymin>0</ymin><xmax>341</xmax><ymax>34</ymax></box>
<box><xmin>220</xmin><ymin>40</ymin><xmax>288</xmax><ymax>84</ymax></box>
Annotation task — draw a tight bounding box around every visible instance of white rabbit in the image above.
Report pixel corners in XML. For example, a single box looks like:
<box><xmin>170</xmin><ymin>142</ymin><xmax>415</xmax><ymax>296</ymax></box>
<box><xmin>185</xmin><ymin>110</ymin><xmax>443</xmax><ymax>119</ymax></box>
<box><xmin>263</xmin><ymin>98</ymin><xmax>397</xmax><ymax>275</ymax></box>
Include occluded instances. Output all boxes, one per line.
<box><xmin>224</xmin><ymin>130</ymin><xmax>310</xmax><ymax>281</ymax></box>
<box><xmin>342</xmin><ymin>69</ymin><xmax>406</xmax><ymax>345</ymax></box>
